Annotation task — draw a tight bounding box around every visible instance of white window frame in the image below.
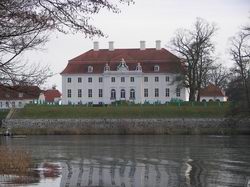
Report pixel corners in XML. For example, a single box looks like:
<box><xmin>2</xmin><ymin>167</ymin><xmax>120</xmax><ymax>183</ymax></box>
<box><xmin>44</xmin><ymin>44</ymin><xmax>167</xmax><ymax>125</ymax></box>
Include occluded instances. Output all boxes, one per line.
<box><xmin>88</xmin><ymin>89</ymin><xmax>92</xmax><ymax>98</ymax></box>
<box><xmin>78</xmin><ymin>77</ymin><xmax>82</xmax><ymax>83</ymax></box>
<box><xmin>154</xmin><ymin>65</ymin><xmax>160</xmax><ymax>72</ymax></box>
<box><xmin>78</xmin><ymin>89</ymin><xmax>82</xmax><ymax>98</ymax></box>
<box><xmin>166</xmin><ymin>88</ymin><xmax>170</xmax><ymax>97</ymax></box>
<box><xmin>155</xmin><ymin>88</ymin><xmax>159</xmax><ymax>97</ymax></box>
<box><xmin>144</xmin><ymin>89</ymin><xmax>148</xmax><ymax>97</ymax></box>
<box><xmin>67</xmin><ymin>89</ymin><xmax>71</xmax><ymax>98</ymax></box>
<box><xmin>99</xmin><ymin>89</ymin><xmax>103</xmax><ymax>98</ymax></box>
<box><xmin>88</xmin><ymin>66</ymin><xmax>93</xmax><ymax>73</ymax></box>
<box><xmin>67</xmin><ymin>77</ymin><xmax>71</xmax><ymax>83</ymax></box>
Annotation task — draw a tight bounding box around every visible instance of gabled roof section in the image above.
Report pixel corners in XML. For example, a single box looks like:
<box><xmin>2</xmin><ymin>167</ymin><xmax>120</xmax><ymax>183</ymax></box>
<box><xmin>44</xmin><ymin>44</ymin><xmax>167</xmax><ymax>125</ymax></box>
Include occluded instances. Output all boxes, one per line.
<box><xmin>0</xmin><ymin>85</ymin><xmax>41</xmax><ymax>100</ymax></box>
<box><xmin>61</xmin><ymin>48</ymin><xmax>183</xmax><ymax>74</ymax></box>
<box><xmin>43</xmin><ymin>89</ymin><xmax>61</xmax><ymax>102</ymax></box>
<box><xmin>200</xmin><ymin>84</ymin><xmax>226</xmax><ymax>97</ymax></box>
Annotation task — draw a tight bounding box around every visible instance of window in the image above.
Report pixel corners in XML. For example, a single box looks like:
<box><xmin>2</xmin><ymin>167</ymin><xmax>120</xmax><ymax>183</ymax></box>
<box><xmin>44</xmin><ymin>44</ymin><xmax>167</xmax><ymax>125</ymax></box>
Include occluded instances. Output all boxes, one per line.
<box><xmin>121</xmin><ymin>89</ymin><xmax>126</xmax><ymax>99</ymax></box>
<box><xmin>88</xmin><ymin>89</ymin><xmax>92</xmax><ymax>98</ymax></box>
<box><xmin>0</xmin><ymin>102</ymin><xmax>2</xmax><ymax>108</ymax></box>
<box><xmin>176</xmin><ymin>88</ymin><xmax>181</xmax><ymax>97</ymax></box>
<box><xmin>111</xmin><ymin>89</ymin><xmax>116</xmax><ymax>100</ymax></box>
<box><xmin>88</xmin><ymin>65</ymin><xmax>93</xmax><ymax>73</ymax></box>
<box><xmin>67</xmin><ymin>89</ymin><xmax>71</xmax><ymax>98</ymax></box>
<box><xmin>144</xmin><ymin>77</ymin><xmax>148</xmax><ymax>82</ymax></box>
<box><xmin>99</xmin><ymin>77</ymin><xmax>103</xmax><ymax>83</ymax></box>
<box><xmin>11</xmin><ymin>101</ymin><xmax>15</xmax><ymax>108</ymax></box>
<box><xmin>155</xmin><ymin>88</ymin><xmax>159</xmax><ymax>97</ymax></box>
<box><xmin>99</xmin><ymin>89</ymin><xmax>103</xmax><ymax>98</ymax></box>
<box><xmin>144</xmin><ymin>89</ymin><xmax>148</xmax><ymax>97</ymax></box>
<box><xmin>130</xmin><ymin>89</ymin><xmax>135</xmax><ymax>99</ymax></box>
<box><xmin>18</xmin><ymin>102</ymin><xmax>22</xmax><ymax>107</ymax></box>
<box><xmin>155</xmin><ymin>77</ymin><xmax>159</xmax><ymax>82</ymax></box>
<box><xmin>166</xmin><ymin>88</ymin><xmax>170</xmax><ymax>97</ymax></box>
<box><xmin>6</xmin><ymin>102</ymin><xmax>9</xmax><ymax>108</ymax></box>
<box><xmin>78</xmin><ymin>89</ymin><xmax>82</xmax><ymax>98</ymax></box>
<box><xmin>154</xmin><ymin>65</ymin><xmax>160</xmax><ymax>72</ymax></box>
<box><xmin>18</xmin><ymin>93</ymin><xmax>23</xmax><ymax>98</ymax></box>
<box><xmin>88</xmin><ymin>77</ymin><xmax>92</xmax><ymax>83</ymax></box>
<box><xmin>78</xmin><ymin>77</ymin><xmax>82</xmax><ymax>83</ymax></box>
<box><xmin>121</xmin><ymin>77</ymin><xmax>125</xmax><ymax>82</ymax></box>
<box><xmin>166</xmin><ymin>76</ymin><xmax>170</xmax><ymax>82</ymax></box>
<box><xmin>130</xmin><ymin>77</ymin><xmax>135</xmax><ymax>82</ymax></box>
<box><xmin>67</xmin><ymin>77</ymin><xmax>71</xmax><ymax>83</ymax></box>
<box><xmin>111</xmin><ymin>77</ymin><xmax>115</xmax><ymax>82</ymax></box>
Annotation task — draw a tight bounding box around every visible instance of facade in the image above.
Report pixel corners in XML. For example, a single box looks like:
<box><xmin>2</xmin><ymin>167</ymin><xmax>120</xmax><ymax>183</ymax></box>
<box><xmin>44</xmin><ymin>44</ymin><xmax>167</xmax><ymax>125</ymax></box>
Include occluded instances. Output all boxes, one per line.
<box><xmin>39</xmin><ymin>87</ymin><xmax>61</xmax><ymax>104</ymax></box>
<box><xmin>61</xmin><ymin>41</ymin><xmax>189</xmax><ymax>105</ymax></box>
<box><xmin>200</xmin><ymin>84</ymin><xmax>227</xmax><ymax>102</ymax></box>
<box><xmin>0</xmin><ymin>85</ymin><xmax>41</xmax><ymax>109</ymax></box>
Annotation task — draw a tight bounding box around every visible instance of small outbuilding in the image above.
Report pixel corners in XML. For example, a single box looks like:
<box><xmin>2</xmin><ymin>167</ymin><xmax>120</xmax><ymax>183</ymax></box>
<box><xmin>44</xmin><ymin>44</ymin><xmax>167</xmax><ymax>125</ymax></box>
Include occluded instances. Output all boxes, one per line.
<box><xmin>200</xmin><ymin>84</ymin><xmax>227</xmax><ymax>102</ymax></box>
<box><xmin>39</xmin><ymin>87</ymin><xmax>61</xmax><ymax>104</ymax></box>
<box><xmin>0</xmin><ymin>85</ymin><xmax>41</xmax><ymax>109</ymax></box>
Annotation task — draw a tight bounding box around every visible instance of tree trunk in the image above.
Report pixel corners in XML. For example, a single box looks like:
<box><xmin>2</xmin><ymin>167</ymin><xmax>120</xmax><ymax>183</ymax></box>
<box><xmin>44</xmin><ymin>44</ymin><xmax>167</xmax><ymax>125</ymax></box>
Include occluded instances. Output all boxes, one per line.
<box><xmin>189</xmin><ymin>85</ymin><xmax>196</xmax><ymax>101</ymax></box>
<box><xmin>197</xmin><ymin>88</ymin><xmax>201</xmax><ymax>101</ymax></box>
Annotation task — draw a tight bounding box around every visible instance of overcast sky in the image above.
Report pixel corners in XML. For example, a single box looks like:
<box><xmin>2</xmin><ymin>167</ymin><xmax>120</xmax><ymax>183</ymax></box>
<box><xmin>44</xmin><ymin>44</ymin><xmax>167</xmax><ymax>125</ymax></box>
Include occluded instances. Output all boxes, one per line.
<box><xmin>24</xmin><ymin>0</ymin><xmax>250</xmax><ymax>91</ymax></box>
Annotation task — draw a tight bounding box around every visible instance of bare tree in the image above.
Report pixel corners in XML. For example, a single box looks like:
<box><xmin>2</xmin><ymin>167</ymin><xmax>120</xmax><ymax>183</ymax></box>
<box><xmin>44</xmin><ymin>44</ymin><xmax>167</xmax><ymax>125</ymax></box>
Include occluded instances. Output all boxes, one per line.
<box><xmin>203</xmin><ymin>63</ymin><xmax>231</xmax><ymax>90</ymax></box>
<box><xmin>229</xmin><ymin>31</ymin><xmax>250</xmax><ymax>110</ymax></box>
<box><xmin>0</xmin><ymin>0</ymin><xmax>133</xmax><ymax>86</ymax></box>
<box><xmin>170</xmin><ymin>18</ymin><xmax>217</xmax><ymax>101</ymax></box>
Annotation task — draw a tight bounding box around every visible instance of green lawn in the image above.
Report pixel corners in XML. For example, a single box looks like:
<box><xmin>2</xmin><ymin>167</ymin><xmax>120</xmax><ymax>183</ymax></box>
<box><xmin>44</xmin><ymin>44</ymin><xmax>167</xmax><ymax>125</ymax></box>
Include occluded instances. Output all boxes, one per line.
<box><xmin>13</xmin><ymin>102</ymin><xmax>231</xmax><ymax>119</ymax></box>
<box><xmin>0</xmin><ymin>110</ymin><xmax>9</xmax><ymax>119</ymax></box>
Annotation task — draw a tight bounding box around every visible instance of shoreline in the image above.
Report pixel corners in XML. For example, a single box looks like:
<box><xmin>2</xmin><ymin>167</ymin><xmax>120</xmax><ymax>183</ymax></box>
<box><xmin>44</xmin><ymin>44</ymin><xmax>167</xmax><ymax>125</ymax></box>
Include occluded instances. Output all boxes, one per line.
<box><xmin>1</xmin><ymin>117</ymin><xmax>250</xmax><ymax>135</ymax></box>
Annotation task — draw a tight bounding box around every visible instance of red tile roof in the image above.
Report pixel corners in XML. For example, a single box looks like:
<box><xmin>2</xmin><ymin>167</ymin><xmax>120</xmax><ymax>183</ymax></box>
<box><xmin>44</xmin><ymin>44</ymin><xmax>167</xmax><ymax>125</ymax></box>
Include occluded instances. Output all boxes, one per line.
<box><xmin>61</xmin><ymin>48</ymin><xmax>183</xmax><ymax>74</ymax></box>
<box><xmin>200</xmin><ymin>84</ymin><xmax>225</xmax><ymax>97</ymax></box>
<box><xmin>0</xmin><ymin>85</ymin><xmax>41</xmax><ymax>100</ymax></box>
<box><xmin>43</xmin><ymin>89</ymin><xmax>61</xmax><ymax>102</ymax></box>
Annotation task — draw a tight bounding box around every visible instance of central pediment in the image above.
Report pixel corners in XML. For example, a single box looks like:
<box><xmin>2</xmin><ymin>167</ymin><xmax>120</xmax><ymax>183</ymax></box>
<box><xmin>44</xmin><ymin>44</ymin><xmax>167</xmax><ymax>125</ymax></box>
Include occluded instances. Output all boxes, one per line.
<box><xmin>117</xmin><ymin>58</ymin><xmax>129</xmax><ymax>71</ymax></box>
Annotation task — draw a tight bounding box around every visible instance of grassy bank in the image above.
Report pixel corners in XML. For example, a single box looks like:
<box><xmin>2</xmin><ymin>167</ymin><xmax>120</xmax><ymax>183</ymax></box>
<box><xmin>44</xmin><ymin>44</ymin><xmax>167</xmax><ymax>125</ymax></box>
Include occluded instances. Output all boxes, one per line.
<box><xmin>13</xmin><ymin>102</ymin><xmax>231</xmax><ymax>119</ymax></box>
<box><xmin>0</xmin><ymin>110</ymin><xmax>9</xmax><ymax>119</ymax></box>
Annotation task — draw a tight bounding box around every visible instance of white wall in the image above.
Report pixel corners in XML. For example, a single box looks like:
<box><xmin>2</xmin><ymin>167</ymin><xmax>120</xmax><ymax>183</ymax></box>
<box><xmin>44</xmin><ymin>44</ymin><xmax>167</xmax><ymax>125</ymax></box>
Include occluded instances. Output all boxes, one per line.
<box><xmin>62</xmin><ymin>72</ymin><xmax>189</xmax><ymax>105</ymax></box>
<box><xmin>0</xmin><ymin>99</ymin><xmax>36</xmax><ymax>109</ymax></box>
<box><xmin>200</xmin><ymin>96</ymin><xmax>227</xmax><ymax>102</ymax></box>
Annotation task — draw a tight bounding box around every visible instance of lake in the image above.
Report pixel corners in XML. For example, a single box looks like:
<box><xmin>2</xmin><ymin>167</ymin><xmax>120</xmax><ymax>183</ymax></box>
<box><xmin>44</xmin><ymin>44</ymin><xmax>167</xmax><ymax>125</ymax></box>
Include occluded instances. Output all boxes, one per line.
<box><xmin>0</xmin><ymin>135</ymin><xmax>250</xmax><ymax>187</ymax></box>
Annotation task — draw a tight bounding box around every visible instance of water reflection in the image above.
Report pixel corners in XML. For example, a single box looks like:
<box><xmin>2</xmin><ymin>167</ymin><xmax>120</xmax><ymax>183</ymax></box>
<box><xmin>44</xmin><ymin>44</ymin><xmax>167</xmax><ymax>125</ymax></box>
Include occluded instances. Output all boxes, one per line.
<box><xmin>1</xmin><ymin>135</ymin><xmax>250</xmax><ymax>187</ymax></box>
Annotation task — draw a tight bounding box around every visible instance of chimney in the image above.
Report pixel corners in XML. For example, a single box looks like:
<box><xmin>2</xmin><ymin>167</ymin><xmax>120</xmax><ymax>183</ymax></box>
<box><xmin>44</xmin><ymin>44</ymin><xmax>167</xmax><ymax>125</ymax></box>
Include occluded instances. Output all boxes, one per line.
<box><xmin>93</xmin><ymin>41</ymin><xmax>99</xmax><ymax>51</ymax></box>
<box><xmin>109</xmin><ymin>41</ymin><xmax>114</xmax><ymax>51</ymax></box>
<box><xmin>156</xmin><ymin>40</ymin><xmax>161</xmax><ymax>50</ymax></box>
<box><xmin>140</xmin><ymin>40</ymin><xmax>146</xmax><ymax>50</ymax></box>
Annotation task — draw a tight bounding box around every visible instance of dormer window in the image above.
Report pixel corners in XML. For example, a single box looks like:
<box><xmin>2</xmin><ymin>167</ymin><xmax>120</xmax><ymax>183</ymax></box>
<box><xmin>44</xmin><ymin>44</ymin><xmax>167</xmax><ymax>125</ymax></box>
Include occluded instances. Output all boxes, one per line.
<box><xmin>88</xmin><ymin>65</ymin><xmax>93</xmax><ymax>73</ymax></box>
<box><xmin>5</xmin><ymin>94</ymin><xmax>10</xmax><ymax>98</ymax></box>
<box><xmin>136</xmin><ymin>63</ymin><xmax>142</xmax><ymax>71</ymax></box>
<box><xmin>104</xmin><ymin>63</ymin><xmax>110</xmax><ymax>71</ymax></box>
<box><xmin>154</xmin><ymin>65</ymin><xmax>160</xmax><ymax>72</ymax></box>
<box><xmin>18</xmin><ymin>93</ymin><xmax>23</xmax><ymax>98</ymax></box>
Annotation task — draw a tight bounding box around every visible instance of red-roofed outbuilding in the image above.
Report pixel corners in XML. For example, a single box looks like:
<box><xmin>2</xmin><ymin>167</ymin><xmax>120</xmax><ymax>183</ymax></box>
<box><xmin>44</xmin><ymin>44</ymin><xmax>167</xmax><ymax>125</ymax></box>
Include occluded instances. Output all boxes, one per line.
<box><xmin>39</xmin><ymin>87</ymin><xmax>61</xmax><ymax>104</ymax></box>
<box><xmin>200</xmin><ymin>84</ymin><xmax>227</xmax><ymax>102</ymax></box>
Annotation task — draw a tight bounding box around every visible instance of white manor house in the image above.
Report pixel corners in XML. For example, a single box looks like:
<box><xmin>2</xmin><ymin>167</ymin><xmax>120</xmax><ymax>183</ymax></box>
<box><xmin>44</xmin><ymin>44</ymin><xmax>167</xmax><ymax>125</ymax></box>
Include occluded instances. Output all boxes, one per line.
<box><xmin>61</xmin><ymin>41</ymin><xmax>189</xmax><ymax>105</ymax></box>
